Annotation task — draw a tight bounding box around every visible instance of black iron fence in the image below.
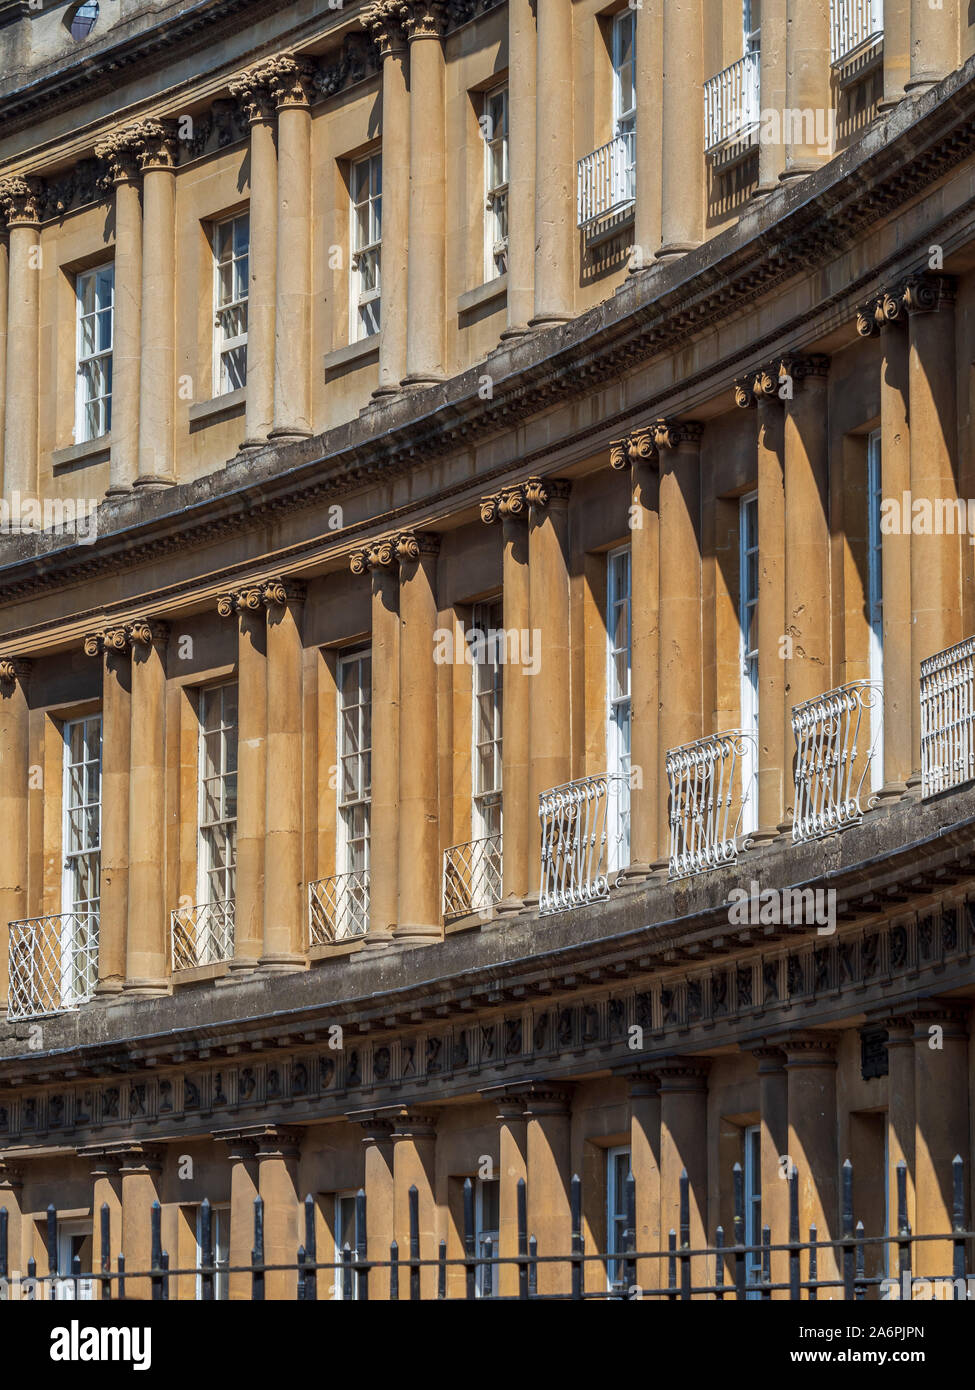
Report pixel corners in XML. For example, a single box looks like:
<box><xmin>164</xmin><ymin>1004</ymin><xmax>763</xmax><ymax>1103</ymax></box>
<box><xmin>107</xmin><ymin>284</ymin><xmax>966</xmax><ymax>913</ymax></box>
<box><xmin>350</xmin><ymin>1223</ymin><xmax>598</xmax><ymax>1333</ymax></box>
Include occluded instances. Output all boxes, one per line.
<box><xmin>0</xmin><ymin>1155</ymin><xmax>972</xmax><ymax>1300</ymax></box>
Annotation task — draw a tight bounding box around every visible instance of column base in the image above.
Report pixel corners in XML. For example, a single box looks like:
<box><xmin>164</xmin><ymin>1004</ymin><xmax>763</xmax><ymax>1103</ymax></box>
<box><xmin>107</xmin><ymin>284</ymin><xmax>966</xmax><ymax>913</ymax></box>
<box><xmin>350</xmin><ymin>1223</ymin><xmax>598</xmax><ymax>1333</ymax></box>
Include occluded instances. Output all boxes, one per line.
<box><xmin>616</xmin><ymin>861</ymin><xmax>653</xmax><ymax>886</ymax></box>
<box><xmin>93</xmin><ymin>979</ymin><xmax>125</xmax><ymax>999</ymax></box>
<box><xmin>875</xmin><ymin>780</ymin><xmax>909</xmax><ymax>805</ymax></box>
<box><xmin>390</xmin><ymin>924</ymin><xmax>442</xmax><ymax>947</ymax></box>
<box><xmin>399</xmin><ymin>372</ymin><xmax>447</xmax><ymax>390</ymax></box>
<box><xmin>133</xmin><ymin>474</ymin><xmax>176</xmax><ymax>490</ymax></box>
<box><xmin>494</xmin><ymin>893</ymin><xmax>526</xmax><ymax>918</ymax></box>
<box><xmin>356</xmin><ymin>930</ymin><xmax>397</xmax><ymax>954</ymax></box>
<box><xmin>120</xmin><ymin>978</ymin><xmax>171</xmax><ymax>997</ymax></box>
<box><xmin>778</xmin><ymin>164</ymin><xmax>824</xmax><ymax>183</ymax></box>
<box><xmin>237</xmin><ymin>436</ymin><xmax>270</xmax><ymax>453</ymax></box>
<box><xmin>748</xmin><ymin>827</ymin><xmax>781</xmax><ymax>847</ymax></box>
<box><xmin>103</xmin><ymin>485</ymin><xmax>132</xmax><ymax>499</ymax></box>
<box><xmin>370</xmin><ymin>383</ymin><xmax>403</xmax><ymax>401</ymax></box>
<box><xmin>216</xmin><ymin>956</ymin><xmax>262</xmax><ymax>984</ymax></box>
<box><xmin>498</xmin><ymin>324</ymin><xmax>534</xmax><ymax>342</ymax></box>
<box><xmin>877</xmin><ymin>95</ymin><xmax>906</xmax><ymax>113</ymax></box>
<box><xmin>520</xmin><ymin>890</ymin><xmax>541</xmax><ymax>914</ymax></box>
<box><xmin>255</xmin><ymin>953</ymin><xmax>307</xmax><ymax>974</ymax></box>
<box><xmin>527</xmin><ymin>312</ymin><xmax>573</xmax><ymax>331</ymax></box>
<box><xmin>655</xmin><ymin>242</ymin><xmax>700</xmax><ymax>260</ymax></box>
<box><xmin>904</xmin><ymin>771</ymin><xmax>924</xmax><ymax>798</ymax></box>
<box><xmin>904</xmin><ymin>77</ymin><xmax>941</xmax><ymax>96</ymax></box>
<box><xmin>267</xmin><ymin>427</ymin><xmax>313</xmax><ymax>442</ymax></box>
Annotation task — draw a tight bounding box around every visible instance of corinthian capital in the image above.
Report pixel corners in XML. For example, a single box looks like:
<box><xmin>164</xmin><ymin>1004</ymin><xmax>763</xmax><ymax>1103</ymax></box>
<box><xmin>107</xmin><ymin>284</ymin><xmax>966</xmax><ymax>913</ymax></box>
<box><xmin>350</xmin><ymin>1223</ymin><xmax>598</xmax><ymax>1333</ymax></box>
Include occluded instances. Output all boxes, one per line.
<box><xmin>264</xmin><ymin>55</ymin><xmax>317</xmax><ymax>109</ymax></box>
<box><xmin>0</xmin><ymin>175</ymin><xmax>45</xmax><ymax>227</ymax></box>
<box><xmin>360</xmin><ymin>0</ymin><xmax>409</xmax><ymax>56</ymax></box>
<box><xmin>94</xmin><ymin>130</ymin><xmax>143</xmax><ymax>186</ymax></box>
<box><xmin>402</xmin><ymin>0</ymin><xmax>447</xmax><ymax>40</ymax></box>
<box><xmin>127</xmin><ymin>119</ymin><xmax>179</xmax><ymax>172</ymax></box>
<box><xmin>228</xmin><ymin>67</ymin><xmax>278</xmax><ymax>124</ymax></box>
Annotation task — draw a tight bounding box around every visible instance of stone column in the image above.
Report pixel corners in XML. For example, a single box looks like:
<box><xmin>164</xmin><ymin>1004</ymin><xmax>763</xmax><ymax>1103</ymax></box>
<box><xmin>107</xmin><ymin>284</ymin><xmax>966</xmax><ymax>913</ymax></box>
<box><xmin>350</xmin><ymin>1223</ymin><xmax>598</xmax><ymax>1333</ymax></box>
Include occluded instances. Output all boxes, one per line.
<box><xmin>361</xmin><ymin>4</ymin><xmax>410</xmax><ymax>392</ymax></box>
<box><xmin>880</xmin><ymin>0</ymin><xmax>910</xmax><ymax>108</ymax></box>
<box><xmin>88</xmin><ymin>630</ymin><xmax>130</xmax><ymax>996</ymax></box>
<box><xmin>392</xmin><ymin>1110</ymin><xmax>438</xmax><ymax>1299</ymax></box>
<box><xmin>213</xmin><ymin>1129</ymin><xmax>260</xmax><ymax>1300</ymax></box>
<box><xmin>268</xmin><ymin>57</ymin><xmax>314</xmax><ymax>440</ymax></box>
<box><xmin>655</xmin><ymin>421</ymin><xmax>704</xmax><ymax>852</ymax></box>
<box><xmin>783</xmin><ymin>1033</ymin><xmax>839</xmax><ymax>1285</ymax></box>
<box><xmin>0</xmin><ymin>1161</ymin><xmax>25</xmax><ymax>1290</ymax></box>
<box><xmin>228</xmin><ymin>69</ymin><xmax>278</xmax><ymax>450</ymax></box>
<box><xmin>755</xmin><ymin>0</ymin><xmax>787</xmax><ymax>194</ymax></box>
<box><xmin>0</xmin><ymin>177</ymin><xmax>42</xmax><ymax>504</ymax></box>
<box><xmin>905</xmin><ymin>275</ymin><xmax>960</xmax><ymax>782</ymax></box>
<box><xmin>627</xmin><ymin>1070</ymin><xmax>661</xmax><ymax>1295</ymax></box>
<box><xmin>755</xmin><ymin>382</ymin><xmax>786</xmax><ymax>832</ymax></box>
<box><xmin>402</xmin><ymin>3</ymin><xmax>447</xmax><ymax>385</ymax></box>
<box><xmin>94</xmin><ymin>137</ymin><xmax>142</xmax><ymax>494</ymax></box>
<box><xmin>657</xmin><ymin>1058</ymin><xmax>709</xmax><ymax>1294</ymax></box>
<box><xmin>906</xmin><ymin>0</ymin><xmax>958</xmax><ymax>93</ymax></box>
<box><xmin>124</xmin><ymin>620</ymin><xmax>169</xmax><ymax>995</ymax></box>
<box><xmin>531</xmin><ymin>0</ymin><xmax>574</xmax><ymax>325</ymax></box>
<box><xmin>882</xmin><ymin>1018</ymin><xmax>915</xmax><ymax>1274</ymax></box>
<box><xmin>782</xmin><ymin>0</ymin><xmax>832</xmax><ymax>178</ymax></box>
<box><xmin>658</xmin><ymin>0</ymin><xmax>704</xmax><ymax>258</ymax></box>
<box><xmin>631</xmin><ymin>0</ymin><xmax>663</xmax><ymax>269</ymax></box>
<box><xmin>261</xmin><ymin>580</ymin><xmax>305</xmax><ymax>970</ymax></box>
<box><xmin>394</xmin><ymin>533</ymin><xmax>441</xmax><ymax>943</ymax></box>
<box><xmin>84</xmin><ymin>1149</ymin><xmax>122</xmax><ymax>1299</ymax></box>
<box><xmin>217</xmin><ymin>589</ymin><xmax>266</xmax><ymax>974</ymax></box>
<box><xmin>0</xmin><ymin>234</ymin><xmax>7</xmax><ymax>483</ymax></box>
<box><xmin>134</xmin><ymin>122</ymin><xmax>178</xmax><ymax>488</ymax></box>
<box><xmin>527</xmin><ymin>479</ymin><xmax>572</xmax><ymax>830</ymax></box>
<box><xmin>119</xmin><ymin>1146</ymin><xmax>162</xmax><ymax>1300</ymax></box>
<box><xmin>495</xmin><ymin>1095</ymin><xmax>528</xmax><ymax>1298</ymax></box>
<box><xmin>0</xmin><ymin>659</ymin><xmax>31</xmax><ymax>1016</ymax></box>
<box><xmin>351</xmin><ymin>543</ymin><xmax>400</xmax><ymax>945</ymax></box>
<box><xmin>481</xmin><ymin>487</ymin><xmax>532</xmax><ymax>906</ymax></box>
<box><xmin>781</xmin><ymin>356</ymin><xmax>830</xmax><ymax>819</ymax></box>
<box><xmin>503</xmin><ymin>0</ymin><xmax>536</xmax><ymax>333</ymax></box>
<box><xmin>356</xmin><ymin>1116</ymin><xmax>395</xmax><ymax>1300</ymax></box>
<box><xmin>255</xmin><ymin>1126</ymin><xmax>301</xmax><ymax>1300</ymax></box>
<box><xmin>857</xmin><ymin>298</ymin><xmax>912</xmax><ymax>792</ymax></box>
<box><xmin>611</xmin><ymin>431</ymin><xmax>661</xmax><ymax>868</ymax></box>
<box><xmin>752</xmin><ymin>1045</ymin><xmax>789</xmax><ymax>1298</ymax></box>
<box><xmin>912</xmin><ymin>1006</ymin><xmax>968</xmax><ymax>1277</ymax></box>
<box><xmin>524</xmin><ymin>1087</ymin><xmax>572</xmax><ymax>1296</ymax></box>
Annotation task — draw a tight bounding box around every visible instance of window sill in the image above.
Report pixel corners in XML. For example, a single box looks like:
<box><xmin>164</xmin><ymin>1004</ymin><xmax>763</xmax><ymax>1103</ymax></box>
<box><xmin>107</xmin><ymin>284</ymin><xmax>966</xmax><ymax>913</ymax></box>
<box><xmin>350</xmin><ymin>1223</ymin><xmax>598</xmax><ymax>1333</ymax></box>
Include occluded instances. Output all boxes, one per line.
<box><xmin>458</xmin><ymin>274</ymin><xmax>507</xmax><ymax>316</ymax></box>
<box><xmin>188</xmin><ymin>388</ymin><xmax>246</xmax><ymax>426</ymax></box>
<box><xmin>323</xmin><ymin>334</ymin><xmax>381</xmax><ymax>374</ymax></box>
<box><xmin>52</xmin><ymin>433</ymin><xmax>111</xmax><ymax>470</ymax></box>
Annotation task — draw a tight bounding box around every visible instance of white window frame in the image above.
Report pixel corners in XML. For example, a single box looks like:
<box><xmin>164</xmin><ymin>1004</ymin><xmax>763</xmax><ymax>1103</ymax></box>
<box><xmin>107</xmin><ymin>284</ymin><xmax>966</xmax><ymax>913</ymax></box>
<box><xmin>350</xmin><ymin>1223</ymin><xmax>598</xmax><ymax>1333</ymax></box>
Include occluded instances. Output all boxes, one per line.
<box><xmin>54</xmin><ymin>1219</ymin><xmax>94</xmax><ymax>1300</ymax></box>
<box><xmin>867</xmin><ymin>428</ymin><xmax>884</xmax><ymax>793</ymax></box>
<box><xmin>470</xmin><ymin>599</ymin><xmax>503</xmax><ymax>844</ymax></box>
<box><xmin>350</xmin><ymin>152</ymin><xmax>382</xmax><ymax>343</ymax></box>
<box><xmin>482</xmin><ymin>85</ymin><xmax>509</xmax><ymax>283</ymax></box>
<box><xmin>743</xmin><ymin>0</ymin><xmax>761</xmax><ymax>53</ymax></box>
<box><xmin>611</xmin><ymin>8</ymin><xmax>636</xmax><ymax>204</ymax></box>
<box><xmin>212</xmin><ymin>212</ymin><xmax>249</xmax><ymax>397</ymax></box>
<box><xmin>75</xmin><ymin>264</ymin><xmax>113</xmax><ymax>444</ymax></box>
<box><xmin>336</xmin><ymin>649</ymin><xmax>372</xmax><ymax>878</ymax></box>
<box><xmin>606</xmin><ymin>545</ymin><xmax>632</xmax><ymax>872</ymax></box>
<box><xmin>744</xmin><ymin>1123</ymin><xmax>762</xmax><ymax>1298</ymax></box>
<box><xmin>606</xmin><ymin>1144</ymin><xmax>631</xmax><ymax>1291</ymax></box>
<box><xmin>61</xmin><ymin>714</ymin><xmax>101</xmax><ymax>1008</ymax></box>
<box><xmin>197</xmin><ymin>682</ymin><xmax>238</xmax><ymax>910</ymax></box>
<box><xmin>739</xmin><ymin>492</ymin><xmax>759</xmax><ymax>833</ymax></box>
<box><xmin>334</xmin><ymin>1190</ymin><xmax>362</xmax><ymax>1300</ymax></box>
<box><xmin>474</xmin><ymin>1176</ymin><xmax>500</xmax><ymax>1298</ymax></box>
<box><xmin>195</xmin><ymin>1204</ymin><xmax>230</xmax><ymax>1301</ymax></box>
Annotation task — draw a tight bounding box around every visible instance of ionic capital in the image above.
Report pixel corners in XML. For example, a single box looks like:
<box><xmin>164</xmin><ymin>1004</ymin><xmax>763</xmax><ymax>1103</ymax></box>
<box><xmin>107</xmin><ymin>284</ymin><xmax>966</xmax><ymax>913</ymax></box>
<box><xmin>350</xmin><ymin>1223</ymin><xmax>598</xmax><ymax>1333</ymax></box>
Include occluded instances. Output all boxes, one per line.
<box><xmin>524</xmin><ymin>476</ymin><xmax>571</xmax><ymax>510</ymax></box>
<box><xmin>350</xmin><ymin>538</ymin><xmax>398</xmax><ymax>575</ymax></box>
<box><xmin>402</xmin><ymin>0</ymin><xmax>447</xmax><ymax>41</ymax></box>
<box><xmin>652</xmin><ymin>419</ymin><xmax>704</xmax><ymax>450</ymax></box>
<box><xmin>0</xmin><ymin>175</ymin><xmax>45</xmax><ymax>227</ymax></box>
<box><xmin>395</xmin><ymin>530</ymin><xmax>441</xmax><ymax>564</ymax></box>
<box><xmin>480</xmin><ymin>483</ymin><xmax>530</xmax><ymax>523</ymax></box>
<box><xmin>0</xmin><ymin>657</ymin><xmax>32</xmax><ymax>686</ymax></box>
<box><xmin>360</xmin><ymin>0</ymin><xmax>410</xmax><ymax>57</ymax></box>
<box><xmin>778</xmin><ymin>353</ymin><xmax>830</xmax><ymax>387</ymax></box>
<box><xmin>216</xmin><ymin>586</ymin><xmax>264</xmax><ymax>617</ymax></box>
<box><xmin>902</xmin><ymin>271</ymin><xmax>956</xmax><ymax>314</ymax></box>
<box><xmin>262</xmin><ymin>576</ymin><xmax>307</xmax><ymax>608</ymax></box>
<box><xmin>127</xmin><ymin>618</ymin><xmax>170</xmax><ymax>650</ymax></box>
<box><xmin>609</xmin><ymin>426</ymin><xmax>657</xmax><ymax>468</ymax></box>
<box><xmin>652</xmin><ymin>1056</ymin><xmax>712</xmax><ymax>1091</ymax></box>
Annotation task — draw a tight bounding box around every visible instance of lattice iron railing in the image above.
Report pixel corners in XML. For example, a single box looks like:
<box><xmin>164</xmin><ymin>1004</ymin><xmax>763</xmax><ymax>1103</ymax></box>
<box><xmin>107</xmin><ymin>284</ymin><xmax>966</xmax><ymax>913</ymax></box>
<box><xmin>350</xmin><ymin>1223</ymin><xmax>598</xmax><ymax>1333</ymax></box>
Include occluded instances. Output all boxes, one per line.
<box><xmin>539</xmin><ymin>774</ymin><xmax>628</xmax><ymax>914</ymax></box>
<box><xmin>442</xmin><ymin>836</ymin><xmax>502</xmax><ymax>919</ymax></box>
<box><xmin>921</xmin><ymin>636</ymin><xmax>975</xmax><ymax>798</ymax></box>
<box><xmin>171</xmin><ymin>899</ymin><xmax>235</xmax><ymax>971</ymax></box>
<box><xmin>792</xmin><ymin>681</ymin><xmax>883</xmax><ymax>843</ymax></box>
<box><xmin>6</xmin><ymin>912</ymin><xmax>99</xmax><ymax>1020</ymax></box>
<box><xmin>577</xmin><ymin>134</ymin><xmax>634</xmax><ymax>228</ymax></box>
<box><xmin>308</xmin><ymin>869</ymin><xmax>370</xmax><ymax>944</ymax></box>
<box><xmin>704</xmin><ymin>50</ymin><xmax>761</xmax><ymax>151</ymax></box>
<box><xmin>830</xmin><ymin>0</ymin><xmax>883</xmax><ymax>65</ymax></box>
<box><xmin>667</xmin><ymin>730</ymin><xmax>757</xmax><ymax>879</ymax></box>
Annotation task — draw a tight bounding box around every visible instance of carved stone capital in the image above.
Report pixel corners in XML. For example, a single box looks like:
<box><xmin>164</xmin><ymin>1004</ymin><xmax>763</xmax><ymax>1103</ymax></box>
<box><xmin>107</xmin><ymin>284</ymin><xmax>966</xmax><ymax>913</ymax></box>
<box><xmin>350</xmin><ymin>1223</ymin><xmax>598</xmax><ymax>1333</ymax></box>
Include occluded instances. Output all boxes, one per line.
<box><xmin>610</xmin><ymin>427</ymin><xmax>657</xmax><ymax>467</ymax></box>
<box><xmin>127</xmin><ymin>618</ymin><xmax>169</xmax><ymax>649</ymax></box>
<box><xmin>102</xmin><ymin>626</ymin><xmax>131</xmax><ymax>654</ymax></box>
<box><xmin>524</xmin><ymin>476</ymin><xmax>571</xmax><ymax>510</ymax></box>
<box><xmin>777</xmin><ymin>1030</ymin><xmax>841</xmax><ymax>1065</ymax></box>
<box><xmin>351</xmin><ymin>538</ymin><xmax>398</xmax><ymax>575</ymax></box>
<box><xmin>391</xmin><ymin>1109</ymin><xmax>439</xmax><ymax>1139</ymax></box>
<box><xmin>0</xmin><ymin>1159</ymin><xmax>24</xmax><ymax>1189</ymax></box>
<box><xmin>778</xmin><ymin>353</ymin><xmax>830</xmax><ymax>386</ymax></box>
<box><xmin>481</xmin><ymin>483</ymin><xmax>531</xmax><ymax>522</ymax></box>
<box><xmin>395</xmin><ymin>530</ymin><xmax>441</xmax><ymax>563</ymax></box>
<box><xmin>902</xmin><ymin>272</ymin><xmax>956</xmax><ymax>314</ymax></box>
<box><xmin>227</xmin><ymin>67</ymin><xmax>278</xmax><ymax>124</ymax></box>
<box><xmin>216</xmin><ymin>586</ymin><xmax>264</xmax><ymax>617</ymax></box>
<box><xmin>262</xmin><ymin>576</ymin><xmax>307</xmax><ymax>608</ymax></box>
<box><xmin>93</xmin><ymin>131</ymin><xmax>143</xmax><ymax>186</ymax></box>
<box><xmin>652</xmin><ymin>1056</ymin><xmax>712</xmax><ymax>1091</ymax></box>
<box><xmin>733</xmin><ymin>377</ymin><xmax>758</xmax><ymax>409</ymax></box>
<box><xmin>0</xmin><ymin>175</ymin><xmax>45</xmax><ymax>227</ymax></box>
<box><xmin>360</xmin><ymin>0</ymin><xmax>410</xmax><ymax>57</ymax></box>
<box><xmin>0</xmin><ymin>657</ymin><xmax>32</xmax><ymax>685</ymax></box>
<box><xmin>402</xmin><ymin>0</ymin><xmax>447</xmax><ymax>40</ymax></box>
<box><xmin>263</xmin><ymin>54</ymin><xmax>317</xmax><ymax>109</ymax></box>
<box><xmin>127</xmin><ymin>118</ymin><xmax>179</xmax><ymax>172</ymax></box>
<box><xmin>652</xmin><ymin>419</ymin><xmax>704</xmax><ymax>450</ymax></box>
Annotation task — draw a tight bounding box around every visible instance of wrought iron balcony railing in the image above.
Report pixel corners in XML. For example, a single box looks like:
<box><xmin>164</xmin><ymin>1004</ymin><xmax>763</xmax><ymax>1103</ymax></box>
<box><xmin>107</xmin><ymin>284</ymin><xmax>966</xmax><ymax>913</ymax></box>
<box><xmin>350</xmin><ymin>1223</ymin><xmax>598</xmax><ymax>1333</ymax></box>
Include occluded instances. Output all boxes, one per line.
<box><xmin>7</xmin><ymin>911</ymin><xmax>99</xmax><ymax>1020</ymax></box>
<box><xmin>539</xmin><ymin>773</ymin><xmax>628</xmax><ymax>915</ymax></box>
<box><xmin>704</xmin><ymin>50</ymin><xmax>761</xmax><ymax>152</ymax></box>
<box><xmin>830</xmin><ymin>0</ymin><xmax>883</xmax><ymax>66</ymax></box>
<box><xmin>921</xmin><ymin>635</ymin><xmax>975</xmax><ymax>798</ymax></box>
<box><xmin>577</xmin><ymin>132</ymin><xmax>634</xmax><ymax>229</ymax></box>
<box><xmin>792</xmin><ymin>680</ymin><xmax>883</xmax><ymax>843</ymax></box>
<box><xmin>666</xmin><ymin>729</ymin><xmax>757</xmax><ymax>879</ymax></box>
<box><xmin>308</xmin><ymin>868</ymin><xmax>369</xmax><ymax>945</ymax></box>
<box><xmin>171</xmin><ymin>898</ymin><xmax>235</xmax><ymax>970</ymax></box>
<box><xmin>442</xmin><ymin>835</ymin><xmax>502</xmax><ymax>919</ymax></box>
